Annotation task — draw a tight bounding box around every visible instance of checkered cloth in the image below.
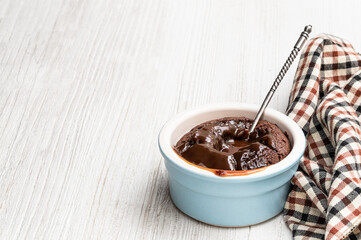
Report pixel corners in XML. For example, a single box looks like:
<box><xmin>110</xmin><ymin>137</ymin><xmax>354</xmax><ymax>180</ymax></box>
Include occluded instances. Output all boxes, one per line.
<box><xmin>284</xmin><ymin>34</ymin><xmax>361</xmax><ymax>240</ymax></box>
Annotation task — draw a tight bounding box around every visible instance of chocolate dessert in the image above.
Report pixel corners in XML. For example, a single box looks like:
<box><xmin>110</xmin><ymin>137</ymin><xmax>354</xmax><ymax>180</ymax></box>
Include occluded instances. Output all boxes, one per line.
<box><xmin>174</xmin><ymin>117</ymin><xmax>291</xmax><ymax>171</ymax></box>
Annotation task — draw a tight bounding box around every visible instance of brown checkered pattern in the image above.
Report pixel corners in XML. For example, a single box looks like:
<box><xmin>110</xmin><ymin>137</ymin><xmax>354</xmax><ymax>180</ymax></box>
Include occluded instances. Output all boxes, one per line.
<box><xmin>284</xmin><ymin>34</ymin><xmax>361</xmax><ymax>240</ymax></box>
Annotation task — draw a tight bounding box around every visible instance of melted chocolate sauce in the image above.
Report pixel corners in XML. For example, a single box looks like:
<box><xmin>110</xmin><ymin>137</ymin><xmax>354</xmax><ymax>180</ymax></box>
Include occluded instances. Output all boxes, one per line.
<box><xmin>174</xmin><ymin>117</ymin><xmax>290</xmax><ymax>172</ymax></box>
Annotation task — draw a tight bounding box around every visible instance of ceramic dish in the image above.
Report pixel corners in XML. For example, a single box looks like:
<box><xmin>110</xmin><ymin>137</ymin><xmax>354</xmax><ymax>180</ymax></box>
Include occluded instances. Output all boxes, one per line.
<box><xmin>158</xmin><ymin>103</ymin><xmax>306</xmax><ymax>227</ymax></box>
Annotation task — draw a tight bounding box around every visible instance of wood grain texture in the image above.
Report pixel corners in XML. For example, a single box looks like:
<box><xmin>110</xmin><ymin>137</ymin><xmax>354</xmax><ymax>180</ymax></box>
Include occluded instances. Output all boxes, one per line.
<box><xmin>0</xmin><ymin>0</ymin><xmax>361</xmax><ymax>239</ymax></box>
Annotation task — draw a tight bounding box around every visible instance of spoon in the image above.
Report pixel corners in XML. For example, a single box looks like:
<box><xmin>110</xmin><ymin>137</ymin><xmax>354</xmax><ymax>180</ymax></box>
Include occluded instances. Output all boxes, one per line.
<box><xmin>249</xmin><ymin>25</ymin><xmax>312</xmax><ymax>133</ymax></box>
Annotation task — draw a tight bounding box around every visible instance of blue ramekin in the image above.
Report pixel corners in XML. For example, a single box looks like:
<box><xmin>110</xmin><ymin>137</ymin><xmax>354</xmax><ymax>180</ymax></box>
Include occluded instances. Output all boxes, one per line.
<box><xmin>158</xmin><ymin>103</ymin><xmax>306</xmax><ymax>227</ymax></box>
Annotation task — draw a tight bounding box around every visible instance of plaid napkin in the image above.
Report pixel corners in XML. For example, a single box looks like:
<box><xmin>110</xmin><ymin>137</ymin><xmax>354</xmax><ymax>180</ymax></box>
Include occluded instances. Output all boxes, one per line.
<box><xmin>284</xmin><ymin>34</ymin><xmax>361</xmax><ymax>240</ymax></box>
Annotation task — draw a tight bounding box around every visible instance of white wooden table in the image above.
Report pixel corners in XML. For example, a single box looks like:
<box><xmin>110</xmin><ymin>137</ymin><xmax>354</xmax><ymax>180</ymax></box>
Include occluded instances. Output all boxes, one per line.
<box><xmin>1</xmin><ymin>0</ymin><xmax>361</xmax><ymax>239</ymax></box>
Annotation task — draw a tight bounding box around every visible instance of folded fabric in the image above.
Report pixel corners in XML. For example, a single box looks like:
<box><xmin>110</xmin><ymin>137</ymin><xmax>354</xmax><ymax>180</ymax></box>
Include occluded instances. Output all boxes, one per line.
<box><xmin>284</xmin><ymin>34</ymin><xmax>361</xmax><ymax>240</ymax></box>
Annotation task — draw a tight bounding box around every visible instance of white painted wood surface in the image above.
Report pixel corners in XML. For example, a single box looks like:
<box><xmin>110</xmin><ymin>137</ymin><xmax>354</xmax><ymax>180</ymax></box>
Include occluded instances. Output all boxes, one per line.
<box><xmin>1</xmin><ymin>0</ymin><xmax>361</xmax><ymax>239</ymax></box>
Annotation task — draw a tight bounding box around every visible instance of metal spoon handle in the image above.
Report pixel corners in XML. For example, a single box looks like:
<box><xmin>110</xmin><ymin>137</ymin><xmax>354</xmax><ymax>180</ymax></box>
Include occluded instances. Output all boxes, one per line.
<box><xmin>249</xmin><ymin>25</ymin><xmax>312</xmax><ymax>133</ymax></box>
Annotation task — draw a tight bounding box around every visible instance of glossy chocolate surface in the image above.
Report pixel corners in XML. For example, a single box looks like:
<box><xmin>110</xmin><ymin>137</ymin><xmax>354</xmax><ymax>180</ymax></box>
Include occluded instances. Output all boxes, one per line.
<box><xmin>174</xmin><ymin>117</ymin><xmax>291</xmax><ymax>171</ymax></box>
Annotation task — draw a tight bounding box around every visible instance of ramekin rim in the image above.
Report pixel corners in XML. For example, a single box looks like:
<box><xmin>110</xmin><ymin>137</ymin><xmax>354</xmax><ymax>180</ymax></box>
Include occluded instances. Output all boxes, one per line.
<box><xmin>158</xmin><ymin>102</ymin><xmax>306</xmax><ymax>181</ymax></box>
